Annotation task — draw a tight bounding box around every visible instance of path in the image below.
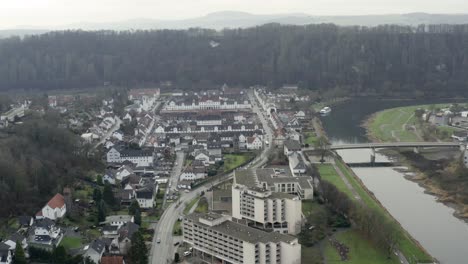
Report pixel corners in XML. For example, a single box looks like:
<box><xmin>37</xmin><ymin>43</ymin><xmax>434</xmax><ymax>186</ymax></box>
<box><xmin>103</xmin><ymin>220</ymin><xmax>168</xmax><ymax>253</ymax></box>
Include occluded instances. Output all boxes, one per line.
<box><xmin>331</xmin><ymin>162</ymin><xmax>361</xmax><ymax>201</ymax></box>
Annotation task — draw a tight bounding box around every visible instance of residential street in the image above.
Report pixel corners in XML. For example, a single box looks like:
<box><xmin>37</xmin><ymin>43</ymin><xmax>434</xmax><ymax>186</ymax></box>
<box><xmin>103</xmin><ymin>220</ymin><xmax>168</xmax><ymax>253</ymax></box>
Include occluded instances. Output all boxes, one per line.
<box><xmin>92</xmin><ymin>117</ymin><xmax>122</xmax><ymax>149</ymax></box>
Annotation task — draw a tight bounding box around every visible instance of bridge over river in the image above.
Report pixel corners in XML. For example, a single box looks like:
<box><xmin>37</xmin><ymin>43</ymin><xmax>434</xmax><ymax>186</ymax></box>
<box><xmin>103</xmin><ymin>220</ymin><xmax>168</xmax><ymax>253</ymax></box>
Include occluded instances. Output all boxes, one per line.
<box><xmin>303</xmin><ymin>141</ymin><xmax>465</xmax><ymax>164</ymax></box>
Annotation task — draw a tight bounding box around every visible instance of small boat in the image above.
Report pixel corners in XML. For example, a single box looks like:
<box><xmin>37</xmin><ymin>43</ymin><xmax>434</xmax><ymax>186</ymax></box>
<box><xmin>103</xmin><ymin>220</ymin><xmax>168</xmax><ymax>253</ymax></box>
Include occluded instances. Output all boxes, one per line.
<box><xmin>319</xmin><ymin>106</ymin><xmax>331</xmax><ymax>115</ymax></box>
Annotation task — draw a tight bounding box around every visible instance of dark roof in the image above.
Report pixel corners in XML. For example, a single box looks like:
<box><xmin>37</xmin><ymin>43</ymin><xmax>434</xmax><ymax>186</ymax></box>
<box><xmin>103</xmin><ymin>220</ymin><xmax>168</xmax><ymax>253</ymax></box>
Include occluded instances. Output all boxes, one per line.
<box><xmin>0</xmin><ymin>242</ymin><xmax>10</xmax><ymax>252</ymax></box>
<box><xmin>102</xmin><ymin>225</ymin><xmax>119</xmax><ymax>232</ymax></box>
<box><xmin>90</xmin><ymin>239</ymin><xmax>106</xmax><ymax>253</ymax></box>
<box><xmin>35</xmin><ymin>218</ymin><xmax>54</xmax><ymax>229</ymax></box>
<box><xmin>9</xmin><ymin>232</ymin><xmax>25</xmax><ymax>242</ymax></box>
<box><xmin>284</xmin><ymin>139</ymin><xmax>301</xmax><ymax>150</ymax></box>
<box><xmin>118</xmin><ymin>222</ymin><xmax>140</xmax><ymax>242</ymax></box>
<box><xmin>18</xmin><ymin>215</ymin><xmax>33</xmax><ymax>226</ymax></box>
<box><xmin>136</xmin><ymin>188</ymin><xmax>154</xmax><ymax>199</ymax></box>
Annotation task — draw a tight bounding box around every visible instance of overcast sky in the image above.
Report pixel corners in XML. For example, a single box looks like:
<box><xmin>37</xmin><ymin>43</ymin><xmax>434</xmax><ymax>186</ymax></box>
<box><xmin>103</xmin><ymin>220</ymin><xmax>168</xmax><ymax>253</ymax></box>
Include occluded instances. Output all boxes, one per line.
<box><xmin>1</xmin><ymin>0</ymin><xmax>467</xmax><ymax>29</ymax></box>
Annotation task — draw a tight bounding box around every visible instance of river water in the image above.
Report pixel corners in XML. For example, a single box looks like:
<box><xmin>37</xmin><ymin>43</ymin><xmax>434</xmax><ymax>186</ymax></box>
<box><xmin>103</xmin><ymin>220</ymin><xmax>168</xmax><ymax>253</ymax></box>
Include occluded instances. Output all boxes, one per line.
<box><xmin>320</xmin><ymin>99</ymin><xmax>468</xmax><ymax>264</ymax></box>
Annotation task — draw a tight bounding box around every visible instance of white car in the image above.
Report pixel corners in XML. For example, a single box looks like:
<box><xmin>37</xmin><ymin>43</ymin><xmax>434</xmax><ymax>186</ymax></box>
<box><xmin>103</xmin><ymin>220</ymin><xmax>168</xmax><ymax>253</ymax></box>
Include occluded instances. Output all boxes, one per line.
<box><xmin>183</xmin><ymin>251</ymin><xmax>192</xmax><ymax>257</ymax></box>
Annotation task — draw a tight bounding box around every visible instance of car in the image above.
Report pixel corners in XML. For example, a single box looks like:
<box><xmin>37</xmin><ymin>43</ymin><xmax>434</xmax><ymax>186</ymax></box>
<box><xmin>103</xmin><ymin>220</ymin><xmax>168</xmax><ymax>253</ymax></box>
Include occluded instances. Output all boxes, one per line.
<box><xmin>174</xmin><ymin>242</ymin><xmax>180</xmax><ymax>246</ymax></box>
<box><xmin>184</xmin><ymin>189</ymin><xmax>190</xmax><ymax>193</ymax></box>
<box><xmin>157</xmin><ymin>238</ymin><xmax>161</xmax><ymax>243</ymax></box>
<box><xmin>183</xmin><ymin>251</ymin><xmax>192</xmax><ymax>257</ymax></box>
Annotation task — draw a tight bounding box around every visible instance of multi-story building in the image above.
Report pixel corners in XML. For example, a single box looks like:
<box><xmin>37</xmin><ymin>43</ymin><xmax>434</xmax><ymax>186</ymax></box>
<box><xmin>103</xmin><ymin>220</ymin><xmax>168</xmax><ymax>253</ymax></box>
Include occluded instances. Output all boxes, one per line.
<box><xmin>232</xmin><ymin>167</ymin><xmax>314</xmax><ymax>235</ymax></box>
<box><xmin>106</xmin><ymin>146</ymin><xmax>154</xmax><ymax>167</ymax></box>
<box><xmin>232</xmin><ymin>186</ymin><xmax>302</xmax><ymax>235</ymax></box>
<box><xmin>183</xmin><ymin>213</ymin><xmax>301</xmax><ymax>264</ymax></box>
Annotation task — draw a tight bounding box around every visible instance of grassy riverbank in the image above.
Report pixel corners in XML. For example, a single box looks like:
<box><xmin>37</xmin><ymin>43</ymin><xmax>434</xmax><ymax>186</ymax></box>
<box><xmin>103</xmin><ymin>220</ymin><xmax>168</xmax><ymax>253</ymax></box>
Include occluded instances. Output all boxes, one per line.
<box><xmin>365</xmin><ymin>103</ymin><xmax>454</xmax><ymax>142</ymax></box>
<box><xmin>334</xmin><ymin>160</ymin><xmax>432</xmax><ymax>263</ymax></box>
<box><xmin>315</xmin><ymin>160</ymin><xmax>432</xmax><ymax>263</ymax></box>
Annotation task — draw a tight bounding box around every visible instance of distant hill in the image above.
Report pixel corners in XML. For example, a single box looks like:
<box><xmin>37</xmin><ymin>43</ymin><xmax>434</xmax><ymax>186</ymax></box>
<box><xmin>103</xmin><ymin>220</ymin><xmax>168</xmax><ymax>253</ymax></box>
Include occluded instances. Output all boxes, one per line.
<box><xmin>2</xmin><ymin>11</ymin><xmax>468</xmax><ymax>38</ymax></box>
<box><xmin>0</xmin><ymin>29</ymin><xmax>49</xmax><ymax>38</ymax></box>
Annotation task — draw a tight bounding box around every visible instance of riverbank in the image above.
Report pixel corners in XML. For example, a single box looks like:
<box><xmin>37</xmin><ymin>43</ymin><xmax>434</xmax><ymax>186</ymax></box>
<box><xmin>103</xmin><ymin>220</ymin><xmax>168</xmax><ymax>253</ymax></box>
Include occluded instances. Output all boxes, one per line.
<box><xmin>311</xmin><ymin>117</ymin><xmax>433</xmax><ymax>263</ymax></box>
<box><xmin>364</xmin><ymin>104</ymin><xmax>468</xmax><ymax>221</ymax></box>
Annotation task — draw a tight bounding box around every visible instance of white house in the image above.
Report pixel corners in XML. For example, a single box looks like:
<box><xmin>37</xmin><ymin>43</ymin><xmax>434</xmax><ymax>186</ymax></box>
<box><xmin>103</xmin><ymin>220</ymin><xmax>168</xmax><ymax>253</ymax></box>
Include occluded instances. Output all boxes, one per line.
<box><xmin>32</xmin><ymin>219</ymin><xmax>62</xmax><ymax>246</ymax></box>
<box><xmin>246</xmin><ymin>136</ymin><xmax>263</xmax><ymax>150</ymax></box>
<box><xmin>37</xmin><ymin>194</ymin><xmax>66</xmax><ymax>220</ymax></box>
<box><xmin>193</xmin><ymin>150</ymin><xmax>212</xmax><ymax>166</ymax></box>
<box><xmin>116</xmin><ymin>166</ymin><xmax>134</xmax><ymax>181</ymax></box>
<box><xmin>284</xmin><ymin>139</ymin><xmax>301</xmax><ymax>156</ymax></box>
<box><xmin>105</xmin><ymin>215</ymin><xmax>134</xmax><ymax>228</ymax></box>
<box><xmin>103</xmin><ymin>170</ymin><xmax>117</xmax><ymax>185</ymax></box>
<box><xmin>135</xmin><ymin>187</ymin><xmax>155</xmax><ymax>209</ymax></box>
<box><xmin>288</xmin><ymin>152</ymin><xmax>307</xmax><ymax>176</ymax></box>
<box><xmin>107</xmin><ymin>147</ymin><xmax>154</xmax><ymax>167</ymax></box>
<box><xmin>179</xmin><ymin>166</ymin><xmax>206</xmax><ymax>181</ymax></box>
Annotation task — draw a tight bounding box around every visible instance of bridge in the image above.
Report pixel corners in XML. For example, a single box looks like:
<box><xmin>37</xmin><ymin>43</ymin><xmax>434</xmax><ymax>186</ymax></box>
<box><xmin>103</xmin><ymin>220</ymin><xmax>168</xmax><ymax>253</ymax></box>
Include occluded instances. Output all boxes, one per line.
<box><xmin>329</xmin><ymin>142</ymin><xmax>463</xmax><ymax>150</ymax></box>
<box><xmin>303</xmin><ymin>141</ymin><xmax>465</xmax><ymax>164</ymax></box>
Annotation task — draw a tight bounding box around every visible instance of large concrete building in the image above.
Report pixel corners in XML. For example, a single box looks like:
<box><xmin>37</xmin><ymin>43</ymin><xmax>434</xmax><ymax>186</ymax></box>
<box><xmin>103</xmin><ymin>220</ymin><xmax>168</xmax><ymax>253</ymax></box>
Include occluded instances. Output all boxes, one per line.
<box><xmin>183</xmin><ymin>213</ymin><xmax>301</xmax><ymax>264</ymax></box>
<box><xmin>232</xmin><ymin>167</ymin><xmax>314</xmax><ymax>235</ymax></box>
<box><xmin>232</xmin><ymin>186</ymin><xmax>302</xmax><ymax>235</ymax></box>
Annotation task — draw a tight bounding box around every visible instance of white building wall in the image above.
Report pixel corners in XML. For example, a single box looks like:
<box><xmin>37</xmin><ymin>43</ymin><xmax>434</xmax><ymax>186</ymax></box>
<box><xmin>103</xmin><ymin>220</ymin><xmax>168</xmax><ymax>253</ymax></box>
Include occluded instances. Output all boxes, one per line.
<box><xmin>279</xmin><ymin>240</ymin><xmax>301</xmax><ymax>264</ymax></box>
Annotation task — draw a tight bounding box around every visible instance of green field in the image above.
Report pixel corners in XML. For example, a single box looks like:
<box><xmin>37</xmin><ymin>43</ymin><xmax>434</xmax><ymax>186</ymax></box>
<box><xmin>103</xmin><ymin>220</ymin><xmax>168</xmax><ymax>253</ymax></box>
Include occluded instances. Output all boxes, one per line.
<box><xmin>317</xmin><ymin>164</ymin><xmax>355</xmax><ymax>199</ymax></box>
<box><xmin>368</xmin><ymin>103</ymin><xmax>454</xmax><ymax>142</ymax></box>
<box><xmin>334</xmin><ymin>160</ymin><xmax>433</xmax><ymax>263</ymax></box>
<box><xmin>60</xmin><ymin>237</ymin><xmax>82</xmax><ymax>250</ymax></box>
<box><xmin>368</xmin><ymin>106</ymin><xmax>420</xmax><ymax>142</ymax></box>
<box><xmin>324</xmin><ymin>230</ymin><xmax>399</xmax><ymax>264</ymax></box>
<box><xmin>223</xmin><ymin>153</ymin><xmax>253</xmax><ymax>172</ymax></box>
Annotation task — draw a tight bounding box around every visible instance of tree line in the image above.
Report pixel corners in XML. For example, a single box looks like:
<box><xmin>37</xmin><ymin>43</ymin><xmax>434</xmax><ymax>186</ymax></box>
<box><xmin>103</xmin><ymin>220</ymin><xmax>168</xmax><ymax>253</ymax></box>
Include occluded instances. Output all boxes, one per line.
<box><xmin>0</xmin><ymin>24</ymin><xmax>468</xmax><ymax>97</ymax></box>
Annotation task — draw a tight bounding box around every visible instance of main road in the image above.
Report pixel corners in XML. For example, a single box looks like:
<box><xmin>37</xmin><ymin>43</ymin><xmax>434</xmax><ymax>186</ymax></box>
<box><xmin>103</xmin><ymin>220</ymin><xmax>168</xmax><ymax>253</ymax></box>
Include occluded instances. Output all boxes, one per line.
<box><xmin>149</xmin><ymin>89</ymin><xmax>275</xmax><ymax>264</ymax></box>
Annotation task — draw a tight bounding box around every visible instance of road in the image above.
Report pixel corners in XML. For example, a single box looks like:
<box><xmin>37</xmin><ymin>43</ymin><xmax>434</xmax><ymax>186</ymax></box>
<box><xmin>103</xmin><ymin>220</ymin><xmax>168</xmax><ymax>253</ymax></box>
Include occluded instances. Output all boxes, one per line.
<box><xmin>149</xmin><ymin>89</ymin><xmax>275</xmax><ymax>264</ymax></box>
<box><xmin>162</xmin><ymin>151</ymin><xmax>185</xmax><ymax>208</ymax></box>
<box><xmin>92</xmin><ymin>117</ymin><xmax>122</xmax><ymax>149</ymax></box>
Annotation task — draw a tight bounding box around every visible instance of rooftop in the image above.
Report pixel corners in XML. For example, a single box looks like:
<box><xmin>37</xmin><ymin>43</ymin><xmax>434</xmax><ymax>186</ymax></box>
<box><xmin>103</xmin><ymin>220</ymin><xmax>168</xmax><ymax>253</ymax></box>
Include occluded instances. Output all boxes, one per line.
<box><xmin>186</xmin><ymin>213</ymin><xmax>297</xmax><ymax>244</ymax></box>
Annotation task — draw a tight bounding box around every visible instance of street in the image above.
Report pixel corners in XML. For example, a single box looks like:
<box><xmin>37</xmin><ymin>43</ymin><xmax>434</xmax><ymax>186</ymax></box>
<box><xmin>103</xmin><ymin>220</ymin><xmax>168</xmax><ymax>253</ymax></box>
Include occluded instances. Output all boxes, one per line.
<box><xmin>92</xmin><ymin>117</ymin><xmax>122</xmax><ymax>149</ymax></box>
<box><xmin>149</xmin><ymin>89</ymin><xmax>275</xmax><ymax>264</ymax></box>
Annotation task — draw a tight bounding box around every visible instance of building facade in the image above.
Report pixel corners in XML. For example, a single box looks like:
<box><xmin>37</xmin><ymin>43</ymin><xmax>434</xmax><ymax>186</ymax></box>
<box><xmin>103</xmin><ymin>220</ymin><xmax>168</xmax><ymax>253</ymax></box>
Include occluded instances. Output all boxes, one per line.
<box><xmin>183</xmin><ymin>213</ymin><xmax>301</xmax><ymax>264</ymax></box>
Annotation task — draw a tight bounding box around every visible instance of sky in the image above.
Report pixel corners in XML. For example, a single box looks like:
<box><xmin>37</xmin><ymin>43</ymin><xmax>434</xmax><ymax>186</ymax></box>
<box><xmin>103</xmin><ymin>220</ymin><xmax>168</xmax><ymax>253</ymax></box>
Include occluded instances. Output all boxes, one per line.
<box><xmin>0</xmin><ymin>0</ymin><xmax>467</xmax><ymax>29</ymax></box>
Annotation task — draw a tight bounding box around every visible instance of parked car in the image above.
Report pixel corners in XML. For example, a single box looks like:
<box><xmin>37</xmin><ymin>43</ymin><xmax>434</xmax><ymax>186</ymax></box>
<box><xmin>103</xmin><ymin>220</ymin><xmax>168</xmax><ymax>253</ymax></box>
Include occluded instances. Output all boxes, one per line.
<box><xmin>174</xmin><ymin>242</ymin><xmax>180</xmax><ymax>246</ymax></box>
<box><xmin>157</xmin><ymin>238</ymin><xmax>161</xmax><ymax>243</ymax></box>
<box><xmin>183</xmin><ymin>251</ymin><xmax>191</xmax><ymax>257</ymax></box>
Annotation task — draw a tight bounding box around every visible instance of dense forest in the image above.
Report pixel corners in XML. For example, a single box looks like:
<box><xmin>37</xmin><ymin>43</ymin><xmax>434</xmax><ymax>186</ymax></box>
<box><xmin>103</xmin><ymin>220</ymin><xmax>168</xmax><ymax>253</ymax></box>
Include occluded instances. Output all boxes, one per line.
<box><xmin>0</xmin><ymin>112</ymin><xmax>100</xmax><ymax>217</ymax></box>
<box><xmin>1</xmin><ymin>24</ymin><xmax>468</xmax><ymax>96</ymax></box>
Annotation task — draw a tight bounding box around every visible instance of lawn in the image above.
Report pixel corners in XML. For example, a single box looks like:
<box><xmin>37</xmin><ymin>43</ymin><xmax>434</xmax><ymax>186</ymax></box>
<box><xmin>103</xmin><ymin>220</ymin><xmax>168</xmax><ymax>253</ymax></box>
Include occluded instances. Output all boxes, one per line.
<box><xmin>304</xmin><ymin>132</ymin><xmax>318</xmax><ymax>145</ymax></box>
<box><xmin>335</xmin><ymin>160</ymin><xmax>433</xmax><ymax>263</ymax></box>
<box><xmin>172</xmin><ymin>220</ymin><xmax>182</xmax><ymax>235</ymax></box>
<box><xmin>369</xmin><ymin>106</ymin><xmax>420</xmax><ymax>142</ymax></box>
<box><xmin>60</xmin><ymin>237</ymin><xmax>82</xmax><ymax>250</ymax></box>
<box><xmin>324</xmin><ymin>230</ymin><xmax>399</xmax><ymax>264</ymax></box>
<box><xmin>318</xmin><ymin>164</ymin><xmax>355</xmax><ymax>199</ymax></box>
<box><xmin>223</xmin><ymin>153</ymin><xmax>253</xmax><ymax>172</ymax></box>
<box><xmin>183</xmin><ymin>197</ymin><xmax>200</xmax><ymax>215</ymax></box>
<box><xmin>302</xmin><ymin>246</ymin><xmax>323</xmax><ymax>264</ymax></box>
<box><xmin>194</xmin><ymin>197</ymin><xmax>209</xmax><ymax>213</ymax></box>
<box><xmin>368</xmin><ymin>103</ymin><xmax>453</xmax><ymax>142</ymax></box>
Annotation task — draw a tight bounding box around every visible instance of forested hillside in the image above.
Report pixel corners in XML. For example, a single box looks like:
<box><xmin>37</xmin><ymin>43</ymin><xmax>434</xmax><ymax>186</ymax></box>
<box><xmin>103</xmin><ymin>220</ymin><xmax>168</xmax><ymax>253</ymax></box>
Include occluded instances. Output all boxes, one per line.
<box><xmin>0</xmin><ymin>112</ymin><xmax>101</xmax><ymax>217</ymax></box>
<box><xmin>1</xmin><ymin>24</ymin><xmax>468</xmax><ymax>97</ymax></box>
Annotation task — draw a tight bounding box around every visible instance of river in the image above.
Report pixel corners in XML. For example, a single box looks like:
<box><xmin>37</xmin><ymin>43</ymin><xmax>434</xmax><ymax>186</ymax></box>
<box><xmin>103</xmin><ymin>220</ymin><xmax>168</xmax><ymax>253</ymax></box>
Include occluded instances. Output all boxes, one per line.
<box><xmin>320</xmin><ymin>98</ymin><xmax>468</xmax><ymax>264</ymax></box>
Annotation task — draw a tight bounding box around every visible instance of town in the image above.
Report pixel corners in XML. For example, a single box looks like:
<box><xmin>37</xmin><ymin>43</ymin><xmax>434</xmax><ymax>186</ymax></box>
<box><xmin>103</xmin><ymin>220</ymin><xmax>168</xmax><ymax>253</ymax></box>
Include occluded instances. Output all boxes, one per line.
<box><xmin>0</xmin><ymin>84</ymin><xmax>323</xmax><ymax>264</ymax></box>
